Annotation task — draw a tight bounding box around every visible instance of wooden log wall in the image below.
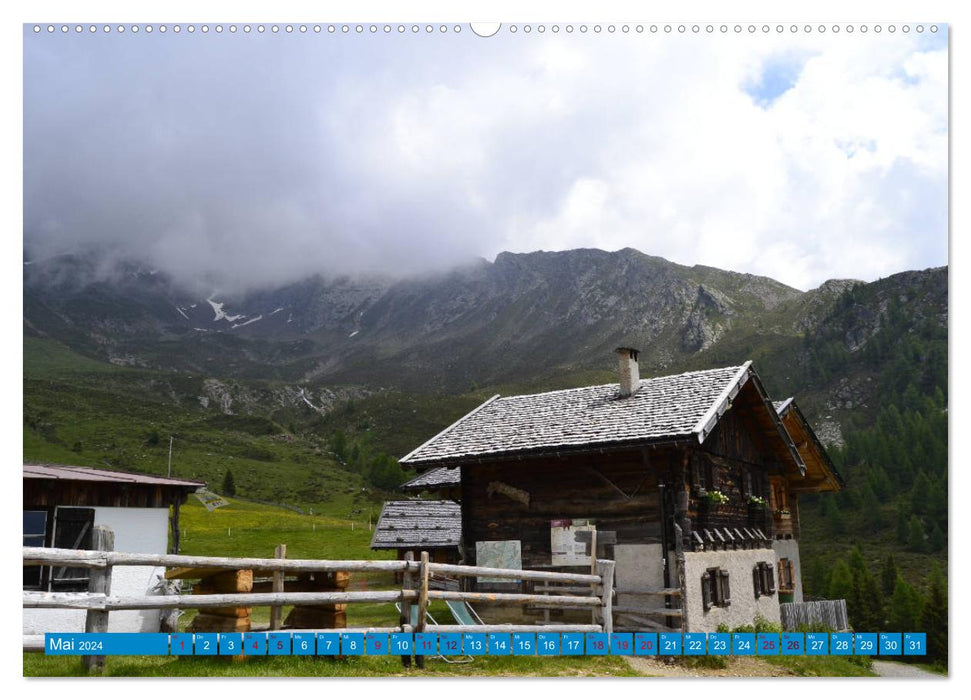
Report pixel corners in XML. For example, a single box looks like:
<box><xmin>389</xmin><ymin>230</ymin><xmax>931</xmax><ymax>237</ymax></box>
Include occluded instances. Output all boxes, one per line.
<box><xmin>686</xmin><ymin>405</ymin><xmax>777</xmax><ymax>539</ymax></box>
<box><xmin>462</xmin><ymin>448</ymin><xmax>672</xmax><ymax>571</ymax></box>
<box><xmin>24</xmin><ymin>479</ymin><xmax>192</xmax><ymax>509</ymax></box>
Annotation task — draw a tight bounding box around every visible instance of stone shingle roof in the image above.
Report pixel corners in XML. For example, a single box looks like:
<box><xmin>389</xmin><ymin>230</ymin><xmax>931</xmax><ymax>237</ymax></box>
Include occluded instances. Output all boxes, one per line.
<box><xmin>400</xmin><ymin>466</ymin><xmax>460</xmax><ymax>491</ymax></box>
<box><xmin>401</xmin><ymin>363</ymin><xmax>756</xmax><ymax>466</ymax></box>
<box><xmin>369</xmin><ymin>500</ymin><xmax>462</xmax><ymax>550</ymax></box>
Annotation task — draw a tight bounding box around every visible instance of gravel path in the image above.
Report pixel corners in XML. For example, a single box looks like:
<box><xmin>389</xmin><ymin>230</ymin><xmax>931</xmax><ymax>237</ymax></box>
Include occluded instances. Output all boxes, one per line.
<box><xmin>871</xmin><ymin>661</ymin><xmax>943</xmax><ymax>678</ymax></box>
<box><xmin>625</xmin><ymin>656</ymin><xmax>794</xmax><ymax>677</ymax></box>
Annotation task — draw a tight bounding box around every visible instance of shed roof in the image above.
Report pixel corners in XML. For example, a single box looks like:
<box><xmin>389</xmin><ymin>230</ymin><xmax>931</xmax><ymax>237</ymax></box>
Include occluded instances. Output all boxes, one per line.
<box><xmin>400</xmin><ymin>466</ymin><xmax>461</xmax><ymax>491</ymax></box>
<box><xmin>401</xmin><ymin>362</ymin><xmax>804</xmax><ymax>472</ymax></box>
<box><xmin>369</xmin><ymin>500</ymin><xmax>462</xmax><ymax>550</ymax></box>
<box><xmin>24</xmin><ymin>463</ymin><xmax>205</xmax><ymax>489</ymax></box>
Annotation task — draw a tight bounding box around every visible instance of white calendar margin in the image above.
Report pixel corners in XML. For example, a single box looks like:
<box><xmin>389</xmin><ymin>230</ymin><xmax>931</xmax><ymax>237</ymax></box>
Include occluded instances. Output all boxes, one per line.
<box><xmin>4</xmin><ymin>0</ymin><xmax>962</xmax><ymax>696</ymax></box>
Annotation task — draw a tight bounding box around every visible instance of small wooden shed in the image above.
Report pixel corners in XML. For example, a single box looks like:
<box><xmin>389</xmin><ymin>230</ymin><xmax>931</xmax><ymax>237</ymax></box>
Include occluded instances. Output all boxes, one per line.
<box><xmin>22</xmin><ymin>463</ymin><xmax>204</xmax><ymax>634</ymax></box>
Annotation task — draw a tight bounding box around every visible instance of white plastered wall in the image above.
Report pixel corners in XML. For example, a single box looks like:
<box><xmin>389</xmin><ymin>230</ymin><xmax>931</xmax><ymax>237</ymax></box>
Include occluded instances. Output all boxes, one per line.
<box><xmin>23</xmin><ymin>507</ymin><xmax>170</xmax><ymax>635</ymax></box>
<box><xmin>681</xmin><ymin>548</ymin><xmax>782</xmax><ymax>633</ymax></box>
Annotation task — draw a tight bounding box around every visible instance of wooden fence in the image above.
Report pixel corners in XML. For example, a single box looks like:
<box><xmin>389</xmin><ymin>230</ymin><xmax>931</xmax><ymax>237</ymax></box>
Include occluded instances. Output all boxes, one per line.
<box><xmin>780</xmin><ymin>599</ymin><xmax>849</xmax><ymax>632</ymax></box>
<box><xmin>23</xmin><ymin>528</ymin><xmax>614</xmax><ymax>670</ymax></box>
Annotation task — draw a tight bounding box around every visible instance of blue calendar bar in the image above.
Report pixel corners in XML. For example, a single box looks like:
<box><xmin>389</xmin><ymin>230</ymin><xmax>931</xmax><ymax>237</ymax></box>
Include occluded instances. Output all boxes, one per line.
<box><xmin>219</xmin><ymin>633</ymin><xmax>243</xmax><ymax>655</ymax></box>
<box><xmin>243</xmin><ymin>632</ymin><xmax>266</xmax><ymax>656</ymax></box>
<box><xmin>733</xmin><ymin>633</ymin><xmax>755</xmax><ymax>655</ymax></box>
<box><xmin>195</xmin><ymin>633</ymin><xmax>218</xmax><ymax>655</ymax></box>
<box><xmin>708</xmin><ymin>633</ymin><xmax>730</xmax><ymax>655</ymax></box>
<box><xmin>316</xmin><ymin>633</ymin><xmax>340</xmax><ymax>655</ymax></box>
<box><xmin>560</xmin><ymin>633</ymin><xmax>585</xmax><ymax>655</ymax></box>
<box><xmin>268</xmin><ymin>632</ymin><xmax>291</xmax><ymax>655</ymax></box>
<box><xmin>292</xmin><ymin>633</ymin><xmax>315</xmax><ymax>655</ymax></box>
<box><xmin>463</xmin><ymin>633</ymin><xmax>486</xmax><ymax>655</ymax></box>
<box><xmin>879</xmin><ymin>633</ymin><xmax>902</xmax><ymax>656</ymax></box>
<box><xmin>366</xmin><ymin>633</ymin><xmax>389</xmax><ymax>655</ymax></box>
<box><xmin>610</xmin><ymin>633</ymin><xmax>634</xmax><ymax>656</ymax></box>
<box><xmin>391</xmin><ymin>632</ymin><xmax>414</xmax><ymax>655</ymax></box>
<box><xmin>684</xmin><ymin>632</ymin><xmax>706</xmax><ymax>656</ymax></box>
<box><xmin>39</xmin><ymin>631</ymin><xmax>936</xmax><ymax>657</ymax></box>
<box><xmin>44</xmin><ymin>633</ymin><xmax>170</xmax><ymax>656</ymax></box>
<box><xmin>782</xmin><ymin>633</ymin><xmax>804</xmax><ymax>655</ymax></box>
<box><xmin>170</xmin><ymin>633</ymin><xmax>193</xmax><ymax>655</ymax></box>
<box><xmin>585</xmin><ymin>632</ymin><xmax>608</xmax><ymax>655</ymax></box>
<box><xmin>537</xmin><ymin>632</ymin><xmax>559</xmax><ymax>656</ymax></box>
<box><xmin>439</xmin><ymin>633</ymin><xmax>462</xmax><ymax>656</ymax></box>
<box><xmin>341</xmin><ymin>633</ymin><xmax>365</xmax><ymax>656</ymax></box>
<box><xmin>757</xmin><ymin>633</ymin><xmax>780</xmax><ymax>655</ymax></box>
<box><xmin>904</xmin><ymin>633</ymin><xmax>926</xmax><ymax>656</ymax></box>
<box><xmin>806</xmin><ymin>632</ymin><xmax>828</xmax><ymax>655</ymax></box>
<box><xmin>634</xmin><ymin>632</ymin><xmax>658</xmax><ymax>655</ymax></box>
<box><xmin>659</xmin><ymin>633</ymin><xmax>682</xmax><ymax>655</ymax></box>
<box><xmin>489</xmin><ymin>633</ymin><xmax>511</xmax><ymax>655</ymax></box>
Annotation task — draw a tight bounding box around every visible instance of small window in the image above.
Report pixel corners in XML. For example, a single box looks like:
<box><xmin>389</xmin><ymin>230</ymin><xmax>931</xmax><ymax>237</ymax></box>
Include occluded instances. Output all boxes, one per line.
<box><xmin>702</xmin><ymin>567</ymin><xmax>731</xmax><ymax>610</ymax></box>
<box><xmin>778</xmin><ymin>558</ymin><xmax>795</xmax><ymax>593</ymax></box>
<box><xmin>50</xmin><ymin>507</ymin><xmax>95</xmax><ymax>592</ymax></box>
<box><xmin>23</xmin><ymin>510</ymin><xmax>48</xmax><ymax>590</ymax></box>
<box><xmin>754</xmin><ymin>561</ymin><xmax>775</xmax><ymax>597</ymax></box>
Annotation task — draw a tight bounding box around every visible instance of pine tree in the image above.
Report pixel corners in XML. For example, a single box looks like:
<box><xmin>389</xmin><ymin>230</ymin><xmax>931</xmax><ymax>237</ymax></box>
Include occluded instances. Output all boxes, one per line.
<box><xmin>847</xmin><ymin>547</ymin><xmax>884</xmax><ymax>631</ymax></box>
<box><xmin>222</xmin><ymin>469</ymin><xmax>236</xmax><ymax>497</ymax></box>
<box><xmin>921</xmin><ymin>564</ymin><xmax>947</xmax><ymax>667</ymax></box>
<box><xmin>887</xmin><ymin>577</ymin><xmax>923</xmax><ymax>632</ymax></box>
<box><xmin>896</xmin><ymin>507</ymin><xmax>910</xmax><ymax>545</ymax></box>
<box><xmin>880</xmin><ymin>555</ymin><xmax>899</xmax><ymax>598</ymax></box>
<box><xmin>908</xmin><ymin>516</ymin><xmax>926</xmax><ymax>553</ymax></box>
<box><xmin>928</xmin><ymin>523</ymin><xmax>945</xmax><ymax>552</ymax></box>
<box><xmin>911</xmin><ymin>471</ymin><xmax>931</xmax><ymax>514</ymax></box>
<box><xmin>827</xmin><ymin>558</ymin><xmax>853</xmax><ymax>602</ymax></box>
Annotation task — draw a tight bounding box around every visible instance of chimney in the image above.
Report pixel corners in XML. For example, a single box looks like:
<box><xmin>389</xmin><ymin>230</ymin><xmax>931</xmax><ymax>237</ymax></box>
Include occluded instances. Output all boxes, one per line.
<box><xmin>615</xmin><ymin>347</ymin><xmax>640</xmax><ymax>398</ymax></box>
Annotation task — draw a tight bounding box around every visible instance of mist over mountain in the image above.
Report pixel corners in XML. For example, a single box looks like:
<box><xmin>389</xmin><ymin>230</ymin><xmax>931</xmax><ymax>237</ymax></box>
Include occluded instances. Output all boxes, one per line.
<box><xmin>23</xmin><ymin>246</ymin><xmax>946</xmax><ymax>423</ymax></box>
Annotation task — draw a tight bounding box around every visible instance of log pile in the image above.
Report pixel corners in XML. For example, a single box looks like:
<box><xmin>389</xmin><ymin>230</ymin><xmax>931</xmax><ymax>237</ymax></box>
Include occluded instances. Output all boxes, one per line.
<box><xmin>283</xmin><ymin>571</ymin><xmax>350</xmax><ymax>629</ymax></box>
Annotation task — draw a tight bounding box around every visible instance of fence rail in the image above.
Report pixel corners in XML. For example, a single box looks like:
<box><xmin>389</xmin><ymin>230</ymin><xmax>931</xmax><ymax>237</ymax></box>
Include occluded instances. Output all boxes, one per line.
<box><xmin>23</xmin><ymin>527</ymin><xmax>614</xmax><ymax>670</ymax></box>
<box><xmin>780</xmin><ymin>599</ymin><xmax>849</xmax><ymax>632</ymax></box>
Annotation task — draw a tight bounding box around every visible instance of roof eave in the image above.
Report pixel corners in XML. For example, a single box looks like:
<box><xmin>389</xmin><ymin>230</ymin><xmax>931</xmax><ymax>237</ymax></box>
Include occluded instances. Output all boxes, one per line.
<box><xmin>400</xmin><ymin>395</ymin><xmax>501</xmax><ymax>464</ymax></box>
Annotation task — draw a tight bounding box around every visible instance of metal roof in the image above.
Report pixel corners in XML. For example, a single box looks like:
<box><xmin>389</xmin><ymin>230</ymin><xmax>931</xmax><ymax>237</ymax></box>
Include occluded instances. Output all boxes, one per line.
<box><xmin>369</xmin><ymin>500</ymin><xmax>462</xmax><ymax>550</ymax></box>
<box><xmin>23</xmin><ymin>463</ymin><xmax>205</xmax><ymax>489</ymax></box>
<box><xmin>400</xmin><ymin>466</ymin><xmax>461</xmax><ymax>491</ymax></box>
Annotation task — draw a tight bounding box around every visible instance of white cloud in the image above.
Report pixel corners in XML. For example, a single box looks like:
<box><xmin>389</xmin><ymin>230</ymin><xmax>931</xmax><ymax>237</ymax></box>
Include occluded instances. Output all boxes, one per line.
<box><xmin>24</xmin><ymin>30</ymin><xmax>946</xmax><ymax>292</ymax></box>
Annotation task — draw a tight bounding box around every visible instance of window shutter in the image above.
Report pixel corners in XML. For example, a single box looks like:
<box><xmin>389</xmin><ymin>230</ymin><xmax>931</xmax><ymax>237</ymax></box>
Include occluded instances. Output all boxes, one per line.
<box><xmin>691</xmin><ymin>456</ymin><xmax>702</xmax><ymax>491</ymax></box>
<box><xmin>720</xmin><ymin>569</ymin><xmax>731</xmax><ymax>606</ymax></box>
<box><xmin>753</xmin><ymin>566</ymin><xmax>761</xmax><ymax>598</ymax></box>
<box><xmin>787</xmin><ymin>560</ymin><xmax>795</xmax><ymax>589</ymax></box>
<box><xmin>766</xmin><ymin>563</ymin><xmax>776</xmax><ymax>595</ymax></box>
<box><xmin>701</xmin><ymin>571</ymin><xmax>712</xmax><ymax>611</ymax></box>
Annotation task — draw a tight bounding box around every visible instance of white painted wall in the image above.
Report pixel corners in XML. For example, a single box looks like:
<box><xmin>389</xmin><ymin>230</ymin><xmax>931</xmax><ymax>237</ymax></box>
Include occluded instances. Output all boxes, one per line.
<box><xmin>614</xmin><ymin>544</ymin><xmax>666</xmax><ymax>612</ymax></box>
<box><xmin>772</xmin><ymin>539</ymin><xmax>803</xmax><ymax>603</ymax></box>
<box><xmin>682</xmin><ymin>548</ymin><xmax>782</xmax><ymax>633</ymax></box>
<box><xmin>23</xmin><ymin>507</ymin><xmax>170</xmax><ymax>635</ymax></box>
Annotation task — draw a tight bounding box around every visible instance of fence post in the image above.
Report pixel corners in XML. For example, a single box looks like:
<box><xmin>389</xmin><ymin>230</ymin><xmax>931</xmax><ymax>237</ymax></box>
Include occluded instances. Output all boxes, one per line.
<box><xmin>269</xmin><ymin>544</ymin><xmax>287</xmax><ymax>630</ymax></box>
<box><xmin>399</xmin><ymin>551</ymin><xmax>415</xmax><ymax>668</ymax></box>
<box><xmin>415</xmin><ymin>551</ymin><xmax>430</xmax><ymax>669</ymax></box>
<box><xmin>83</xmin><ymin>526</ymin><xmax>114</xmax><ymax>674</ymax></box>
<box><xmin>596</xmin><ymin>559</ymin><xmax>615</xmax><ymax>635</ymax></box>
<box><xmin>673</xmin><ymin>523</ymin><xmax>688</xmax><ymax>632</ymax></box>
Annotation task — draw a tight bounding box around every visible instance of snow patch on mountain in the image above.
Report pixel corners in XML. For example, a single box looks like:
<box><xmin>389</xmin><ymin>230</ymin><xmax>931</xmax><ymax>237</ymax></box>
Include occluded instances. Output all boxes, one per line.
<box><xmin>207</xmin><ymin>298</ymin><xmax>244</xmax><ymax>322</ymax></box>
<box><xmin>269</xmin><ymin>307</ymin><xmax>284</xmax><ymax>315</ymax></box>
<box><xmin>348</xmin><ymin>330</ymin><xmax>359</xmax><ymax>337</ymax></box>
<box><xmin>175</xmin><ymin>306</ymin><xmax>189</xmax><ymax>320</ymax></box>
<box><xmin>231</xmin><ymin>315</ymin><xmax>263</xmax><ymax>329</ymax></box>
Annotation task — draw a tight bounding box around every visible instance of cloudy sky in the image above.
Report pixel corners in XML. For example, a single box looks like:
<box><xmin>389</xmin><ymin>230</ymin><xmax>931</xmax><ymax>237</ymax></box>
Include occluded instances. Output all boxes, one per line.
<box><xmin>23</xmin><ymin>25</ymin><xmax>947</xmax><ymax>293</ymax></box>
